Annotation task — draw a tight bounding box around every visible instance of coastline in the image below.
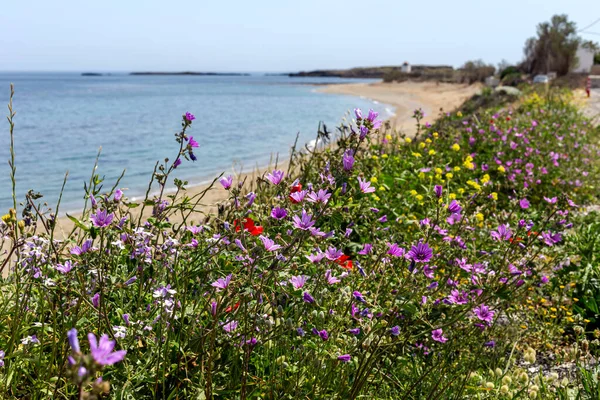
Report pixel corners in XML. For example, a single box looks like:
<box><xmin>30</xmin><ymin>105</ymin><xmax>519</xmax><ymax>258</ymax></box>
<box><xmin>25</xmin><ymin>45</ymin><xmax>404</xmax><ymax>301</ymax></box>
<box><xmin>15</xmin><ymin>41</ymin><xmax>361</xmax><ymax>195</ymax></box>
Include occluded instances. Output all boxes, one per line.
<box><xmin>55</xmin><ymin>81</ymin><xmax>482</xmax><ymax>234</ymax></box>
<box><xmin>318</xmin><ymin>80</ymin><xmax>482</xmax><ymax>135</ymax></box>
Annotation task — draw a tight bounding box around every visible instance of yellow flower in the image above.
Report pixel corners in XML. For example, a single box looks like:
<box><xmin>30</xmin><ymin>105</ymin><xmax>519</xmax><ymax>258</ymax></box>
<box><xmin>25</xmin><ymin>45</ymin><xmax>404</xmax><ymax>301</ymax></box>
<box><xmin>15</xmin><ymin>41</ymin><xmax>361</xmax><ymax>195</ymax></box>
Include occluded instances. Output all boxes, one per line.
<box><xmin>378</xmin><ymin>186</ymin><xmax>386</xmax><ymax>192</ymax></box>
<box><xmin>405</xmin><ymin>137</ymin><xmax>412</xmax><ymax>143</ymax></box>
<box><xmin>481</xmin><ymin>174</ymin><xmax>490</xmax><ymax>184</ymax></box>
<box><xmin>428</xmin><ymin>149</ymin><xmax>436</xmax><ymax>156</ymax></box>
<box><xmin>410</xmin><ymin>190</ymin><xmax>418</xmax><ymax>196</ymax></box>
<box><xmin>491</xmin><ymin>192</ymin><xmax>498</xmax><ymax>201</ymax></box>
<box><xmin>451</xmin><ymin>143</ymin><xmax>460</xmax><ymax>151</ymax></box>
<box><xmin>382</xmin><ymin>154</ymin><xmax>388</xmax><ymax>159</ymax></box>
<box><xmin>373</xmin><ymin>195</ymin><xmax>380</xmax><ymax>201</ymax></box>
<box><xmin>458</xmin><ymin>188</ymin><xmax>465</xmax><ymax>194</ymax></box>
<box><xmin>446</xmin><ymin>173</ymin><xmax>453</xmax><ymax>179</ymax></box>
<box><xmin>372</xmin><ymin>155</ymin><xmax>379</xmax><ymax>160</ymax></box>
<box><xmin>498</xmin><ymin>165</ymin><xmax>506</xmax><ymax>173</ymax></box>
<box><xmin>370</xmin><ymin>177</ymin><xmax>378</xmax><ymax>183</ymax></box>
<box><xmin>1</xmin><ymin>214</ymin><xmax>11</xmax><ymax>223</ymax></box>
<box><xmin>435</xmin><ymin>168</ymin><xmax>443</xmax><ymax>175</ymax></box>
<box><xmin>418</xmin><ymin>172</ymin><xmax>425</xmax><ymax>180</ymax></box>
<box><xmin>412</xmin><ymin>152</ymin><xmax>422</xmax><ymax>158</ymax></box>
<box><xmin>385</xmin><ymin>134</ymin><xmax>392</xmax><ymax>140</ymax></box>
<box><xmin>433</xmin><ymin>132</ymin><xmax>439</xmax><ymax>138</ymax></box>
<box><xmin>416</xmin><ymin>194</ymin><xmax>424</xmax><ymax>201</ymax></box>
<box><xmin>457</xmin><ymin>111</ymin><xmax>463</xmax><ymax>117</ymax></box>
<box><xmin>449</xmin><ymin>193</ymin><xmax>456</xmax><ymax>199</ymax></box>
<box><xmin>419</xmin><ymin>142</ymin><xmax>426</xmax><ymax>149</ymax></box>
<box><xmin>425</xmin><ymin>138</ymin><xmax>432</xmax><ymax>144</ymax></box>
<box><xmin>476</xmin><ymin>213</ymin><xmax>484</xmax><ymax>222</ymax></box>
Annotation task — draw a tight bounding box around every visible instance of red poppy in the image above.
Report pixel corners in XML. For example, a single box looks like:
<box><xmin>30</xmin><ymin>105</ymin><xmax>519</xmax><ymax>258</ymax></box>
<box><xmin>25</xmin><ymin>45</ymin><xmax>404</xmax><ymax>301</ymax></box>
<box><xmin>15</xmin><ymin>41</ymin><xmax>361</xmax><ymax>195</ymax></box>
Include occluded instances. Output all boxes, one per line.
<box><xmin>509</xmin><ymin>237</ymin><xmax>522</xmax><ymax>243</ymax></box>
<box><xmin>336</xmin><ymin>254</ymin><xmax>353</xmax><ymax>270</ymax></box>
<box><xmin>234</xmin><ymin>217</ymin><xmax>263</xmax><ymax>236</ymax></box>
<box><xmin>506</xmin><ymin>116</ymin><xmax>511</xmax><ymax>121</ymax></box>
<box><xmin>226</xmin><ymin>301</ymin><xmax>240</xmax><ymax>313</ymax></box>
<box><xmin>527</xmin><ymin>231</ymin><xmax>538</xmax><ymax>237</ymax></box>
<box><xmin>289</xmin><ymin>183</ymin><xmax>303</xmax><ymax>203</ymax></box>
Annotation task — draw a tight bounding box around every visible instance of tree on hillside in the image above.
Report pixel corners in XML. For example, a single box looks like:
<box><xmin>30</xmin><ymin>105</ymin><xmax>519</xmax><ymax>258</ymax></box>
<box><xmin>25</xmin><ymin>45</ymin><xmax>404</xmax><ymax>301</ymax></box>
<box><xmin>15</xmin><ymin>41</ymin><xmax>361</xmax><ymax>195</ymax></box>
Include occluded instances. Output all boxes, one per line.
<box><xmin>459</xmin><ymin>59</ymin><xmax>495</xmax><ymax>84</ymax></box>
<box><xmin>521</xmin><ymin>15</ymin><xmax>590</xmax><ymax>76</ymax></box>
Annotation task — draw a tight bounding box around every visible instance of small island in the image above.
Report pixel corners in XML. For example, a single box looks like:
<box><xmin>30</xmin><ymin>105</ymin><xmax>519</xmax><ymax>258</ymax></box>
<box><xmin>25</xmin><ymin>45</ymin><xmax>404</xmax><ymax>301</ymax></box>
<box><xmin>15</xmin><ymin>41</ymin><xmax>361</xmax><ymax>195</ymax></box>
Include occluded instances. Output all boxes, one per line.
<box><xmin>129</xmin><ymin>71</ymin><xmax>250</xmax><ymax>76</ymax></box>
<box><xmin>81</xmin><ymin>72</ymin><xmax>103</xmax><ymax>76</ymax></box>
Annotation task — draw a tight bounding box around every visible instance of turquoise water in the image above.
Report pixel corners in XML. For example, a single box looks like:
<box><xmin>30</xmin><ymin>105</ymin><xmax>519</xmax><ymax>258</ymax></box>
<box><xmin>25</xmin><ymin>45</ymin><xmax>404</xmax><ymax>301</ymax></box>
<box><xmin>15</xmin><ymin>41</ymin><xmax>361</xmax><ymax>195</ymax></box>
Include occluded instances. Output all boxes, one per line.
<box><xmin>0</xmin><ymin>73</ymin><xmax>392</xmax><ymax>213</ymax></box>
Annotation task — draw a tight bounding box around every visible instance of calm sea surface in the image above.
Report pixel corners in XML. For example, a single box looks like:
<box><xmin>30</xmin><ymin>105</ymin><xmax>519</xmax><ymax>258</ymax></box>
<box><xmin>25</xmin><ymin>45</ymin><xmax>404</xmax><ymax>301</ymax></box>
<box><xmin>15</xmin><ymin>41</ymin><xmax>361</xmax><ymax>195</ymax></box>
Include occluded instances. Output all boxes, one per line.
<box><xmin>0</xmin><ymin>73</ymin><xmax>392</xmax><ymax>213</ymax></box>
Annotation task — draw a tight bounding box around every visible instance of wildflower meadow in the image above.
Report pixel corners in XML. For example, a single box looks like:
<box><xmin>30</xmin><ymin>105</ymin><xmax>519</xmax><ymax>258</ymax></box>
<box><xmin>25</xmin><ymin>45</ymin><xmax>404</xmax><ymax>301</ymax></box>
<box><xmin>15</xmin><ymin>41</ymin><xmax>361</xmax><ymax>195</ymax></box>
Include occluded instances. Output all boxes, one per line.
<box><xmin>1</xmin><ymin>85</ymin><xmax>600</xmax><ymax>399</ymax></box>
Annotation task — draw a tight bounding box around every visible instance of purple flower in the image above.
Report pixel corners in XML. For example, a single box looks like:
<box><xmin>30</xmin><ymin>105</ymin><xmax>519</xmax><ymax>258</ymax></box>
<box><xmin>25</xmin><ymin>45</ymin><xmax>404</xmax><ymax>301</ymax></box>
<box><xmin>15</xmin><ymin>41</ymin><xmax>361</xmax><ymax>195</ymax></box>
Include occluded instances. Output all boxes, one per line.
<box><xmin>358</xmin><ymin>243</ymin><xmax>373</xmax><ymax>255</ymax></box>
<box><xmin>219</xmin><ymin>176</ymin><xmax>233</xmax><ymax>190</ymax></box>
<box><xmin>484</xmin><ymin>340</ymin><xmax>496</xmax><ymax>348</ymax></box>
<box><xmin>271</xmin><ymin>207</ymin><xmax>288</xmax><ymax>220</ymax></box>
<box><xmin>303</xmin><ymin>291</ymin><xmax>315</xmax><ymax>303</ymax></box>
<box><xmin>307</xmin><ymin>189</ymin><xmax>331</xmax><ymax>204</ymax></box>
<box><xmin>544</xmin><ymin>196</ymin><xmax>558</xmax><ymax>204</ymax></box>
<box><xmin>491</xmin><ymin>224</ymin><xmax>512</xmax><ymax>241</ymax></box>
<box><xmin>187</xmin><ymin>136</ymin><xmax>199</xmax><ymax>148</ymax></box>
<box><xmin>367</xmin><ymin>109</ymin><xmax>382</xmax><ymax>129</ymax></box>
<box><xmin>447</xmin><ymin>200</ymin><xmax>462</xmax><ymax>214</ymax></box>
<box><xmin>353</xmin><ymin>291</ymin><xmax>366</xmax><ymax>303</ymax></box>
<box><xmin>348</xmin><ymin>328</ymin><xmax>361</xmax><ymax>335</ymax></box>
<box><xmin>70</xmin><ymin>239</ymin><xmax>93</xmax><ymax>256</ymax></box>
<box><xmin>211</xmin><ymin>274</ymin><xmax>232</xmax><ymax>291</ymax></box>
<box><xmin>88</xmin><ymin>333</ymin><xmax>127</xmax><ymax>365</ymax></box>
<box><xmin>357</xmin><ymin>177</ymin><xmax>376</xmax><ymax>194</ymax></box>
<box><xmin>387</xmin><ymin>243</ymin><xmax>405</xmax><ymax>258</ymax></box>
<box><xmin>266</xmin><ymin>169</ymin><xmax>285</xmax><ymax>185</ymax></box>
<box><xmin>222</xmin><ymin>320</ymin><xmax>238</xmax><ymax>333</ymax></box>
<box><xmin>173</xmin><ymin>158</ymin><xmax>182</xmax><ymax>168</ymax></box>
<box><xmin>292</xmin><ymin>210</ymin><xmax>315</xmax><ymax>231</ymax></box>
<box><xmin>307</xmin><ymin>251</ymin><xmax>326</xmax><ymax>263</ymax></box>
<box><xmin>290</xmin><ymin>275</ymin><xmax>309</xmax><ymax>289</ymax></box>
<box><xmin>434</xmin><ymin>185</ymin><xmax>443</xmax><ymax>198</ymax></box>
<box><xmin>325</xmin><ymin>246</ymin><xmax>343</xmax><ymax>261</ymax></box>
<box><xmin>407</xmin><ymin>242</ymin><xmax>433</xmax><ymax>263</ymax></box>
<box><xmin>55</xmin><ymin>260</ymin><xmax>74</xmax><ymax>274</ymax></box>
<box><xmin>343</xmin><ymin>149</ymin><xmax>355</xmax><ymax>171</ymax></box>
<box><xmin>354</xmin><ymin>108</ymin><xmax>363</xmax><ymax>119</ymax></box>
<box><xmin>390</xmin><ymin>326</ymin><xmax>400</xmax><ymax>336</ymax></box>
<box><xmin>245</xmin><ymin>192</ymin><xmax>256</xmax><ymax>207</ymax></box>
<box><xmin>67</xmin><ymin>328</ymin><xmax>80</xmax><ymax>353</ymax></box>
<box><xmin>92</xmin><ymin>293</ymin><xmax>100</xmax><ymax>308</ymax></box>
<box><xmin>185</xmin><ymin>112</ymin><xmax>195</xmax><ymax>122</ymax></box>
<box><xmin>259</xmin><ymin>235</ymin><xmax>282</xmax><ymax>252</ymax></box>
<box><xmin>318</xmin><ymin>329</ymin><xmax>329</xmax><ymax>341</ymax></box>
<box><xmin>519</xmin><ymin>198</ymin><xmax>530</xmax><ymax>209</ymax></box>
<box><xmin>289</xmin><ymin>190</ymin><xmax>307</xmax><ymax>203</ymax></box>
<box><xmin>473</xmin><ymin>304</ymin><xmax>495</xmax><ymax>323</ymax></box>
<box><xmin>325</xmin><ymin>269</ymin><xmax>341</xmax><ymax>284</ymax></box>
<box><xmin>431</xmin><ymin>329</ymin><xmax>447</xmax><ymax>343</ymax></box>
<box><xmin>90</xmin><ymin>210</ymin><xmax>114</xmax><ymax>228</ymax></box>
<box><xmin>113</xmin><ymin>189</ymin><xmax>123</xmax><ymax>202</ymax></box>
<box><xmin>337</xmin><ymin>354</ymin><xmax>351</xmax><ymax>362</ymax></box>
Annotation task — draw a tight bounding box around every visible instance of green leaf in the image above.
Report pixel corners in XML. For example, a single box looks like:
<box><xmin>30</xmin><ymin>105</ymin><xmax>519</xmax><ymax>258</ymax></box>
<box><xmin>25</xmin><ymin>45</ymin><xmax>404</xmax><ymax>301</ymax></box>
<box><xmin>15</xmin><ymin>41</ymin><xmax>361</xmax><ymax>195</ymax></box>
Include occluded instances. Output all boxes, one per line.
<box><xmin>66</xmin><ymin>213</ymin><xmax>90</xmax><ymax>232</ymax></box>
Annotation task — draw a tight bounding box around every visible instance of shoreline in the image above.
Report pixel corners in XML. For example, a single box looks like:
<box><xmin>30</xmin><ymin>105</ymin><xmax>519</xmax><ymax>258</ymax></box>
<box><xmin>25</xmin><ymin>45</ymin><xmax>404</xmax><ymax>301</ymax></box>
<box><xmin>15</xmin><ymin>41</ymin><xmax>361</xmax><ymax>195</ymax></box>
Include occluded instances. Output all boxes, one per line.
<box><xmin>55</xmin><ymin>81</ymin><xmax>482</xmax><ymax>233</ymax></box>
<box><xmin>317</xmin><ymin>80</ymin><xmax>482</xmax><ymax>135</ymax></box>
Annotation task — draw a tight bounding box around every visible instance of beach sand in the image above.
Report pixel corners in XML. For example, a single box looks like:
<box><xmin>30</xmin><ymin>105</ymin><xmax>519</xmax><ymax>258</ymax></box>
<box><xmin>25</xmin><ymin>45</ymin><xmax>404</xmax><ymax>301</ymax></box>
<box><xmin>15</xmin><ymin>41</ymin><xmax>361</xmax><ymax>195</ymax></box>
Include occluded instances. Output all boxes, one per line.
<box><xmin>53</xmin><ymin>81</ymin><xmax>482</xmax><ymax>234</ymax></box>
<box><xmin>318</xmin><ymin>80</ymin><xmax>482</xmax><ymax>134</ymax></box>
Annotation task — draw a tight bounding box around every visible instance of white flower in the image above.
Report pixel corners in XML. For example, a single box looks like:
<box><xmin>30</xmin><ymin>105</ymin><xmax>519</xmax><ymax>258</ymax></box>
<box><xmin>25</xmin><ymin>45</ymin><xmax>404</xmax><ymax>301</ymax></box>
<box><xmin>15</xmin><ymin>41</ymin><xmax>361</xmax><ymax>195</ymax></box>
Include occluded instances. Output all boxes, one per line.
<box><xmin>113</xmin><ymin>326</ymin><xmax>127</xmax><ymax>339</ymax></box>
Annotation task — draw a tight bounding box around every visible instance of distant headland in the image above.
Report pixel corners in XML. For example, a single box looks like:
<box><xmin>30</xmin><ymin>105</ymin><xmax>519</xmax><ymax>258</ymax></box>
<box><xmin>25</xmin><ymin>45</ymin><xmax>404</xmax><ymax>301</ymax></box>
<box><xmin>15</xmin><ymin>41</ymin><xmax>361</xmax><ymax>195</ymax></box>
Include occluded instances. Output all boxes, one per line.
<box><xmin>129</xmin><ymin>71</ymin><xmax>250</xmax><ymax>76</ymax></box>
<box><xmin>287</xmin><ymin>65</ymin><xmax>453</xmax><ymax>79</ymax></box>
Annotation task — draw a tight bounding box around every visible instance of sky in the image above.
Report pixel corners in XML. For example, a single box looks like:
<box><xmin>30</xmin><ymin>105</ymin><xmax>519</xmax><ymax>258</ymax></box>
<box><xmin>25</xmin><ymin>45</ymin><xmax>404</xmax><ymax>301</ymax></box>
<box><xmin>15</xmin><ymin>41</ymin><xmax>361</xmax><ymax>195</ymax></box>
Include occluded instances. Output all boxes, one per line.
<box><xmin>1</xmin><ymin>0</ymin><xmax>599</xmax><ymax>72</ymax></box>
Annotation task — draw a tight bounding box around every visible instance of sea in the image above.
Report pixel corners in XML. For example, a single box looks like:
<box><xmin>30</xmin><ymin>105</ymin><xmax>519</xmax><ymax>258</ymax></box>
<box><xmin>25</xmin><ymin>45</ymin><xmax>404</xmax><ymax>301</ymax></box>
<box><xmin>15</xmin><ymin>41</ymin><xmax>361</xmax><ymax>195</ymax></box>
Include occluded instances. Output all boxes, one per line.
<box><xmin>0</xmin><ymin>73</ymin><xmax>392</xmax><ymax>214</ymax></box>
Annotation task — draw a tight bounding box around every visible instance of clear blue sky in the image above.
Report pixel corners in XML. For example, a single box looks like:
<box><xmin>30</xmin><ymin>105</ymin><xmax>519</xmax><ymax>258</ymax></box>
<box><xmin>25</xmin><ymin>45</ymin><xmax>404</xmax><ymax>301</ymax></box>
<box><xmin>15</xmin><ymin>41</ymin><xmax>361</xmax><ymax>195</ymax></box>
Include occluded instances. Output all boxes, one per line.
<box><xmin>1</xmin><ymin>0</ymin><xmax>598</xmax><ymax>72</ymax></box>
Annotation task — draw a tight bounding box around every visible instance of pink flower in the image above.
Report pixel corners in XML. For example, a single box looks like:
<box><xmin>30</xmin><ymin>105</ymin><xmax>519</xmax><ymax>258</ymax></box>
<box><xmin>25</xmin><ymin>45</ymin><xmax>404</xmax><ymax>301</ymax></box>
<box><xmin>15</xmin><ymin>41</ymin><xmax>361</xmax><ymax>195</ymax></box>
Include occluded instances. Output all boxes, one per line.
<box><xmin>211</xmin><ymin>274</ymin><xmax>232</xmax><ymax>291</ymax></box>
<box><xmin>87</xmin><ymin>333</ymin><xmax>127</xmax><ymax>365</ymax></box>
<box><xmin>265</xmin><ymin>169</ymin><xmax>285</xmax><ymax>185</ymax></box>
<box><xmin>259</xmin><ymin>235</ymin><xmax>282</xmax><ymax>252</ymax></box>
<box><xmin>519</xmin><ymin>198</ymin><xmax>530</xmax><ymax>209</ymax></box>
<box><xmin>223</xmin><ymin>320</ymin><xmax>238</xmax><ymax>333</ymax></box>
<box><xmin>357</xmin><ymin>177</ymin><xmax>376</xmax><ymax>193</ymax></box>
<box><xmin>431</xmin><ymin>329</ymin><xmax>448</xmax><ymax>343</ymax></box>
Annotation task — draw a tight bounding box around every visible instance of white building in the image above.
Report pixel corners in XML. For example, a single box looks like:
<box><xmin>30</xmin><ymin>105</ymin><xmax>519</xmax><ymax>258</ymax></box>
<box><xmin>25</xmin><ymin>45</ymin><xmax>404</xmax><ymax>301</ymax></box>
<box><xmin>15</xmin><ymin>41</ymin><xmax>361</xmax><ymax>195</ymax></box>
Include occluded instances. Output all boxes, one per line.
<box><xmin>401</xmin><ymin>62</ymin><xmax>411</xmax><ymax>73</ymax></box>
<box><xmin>573</xmin><ymin>45</ymin><xmax>595</xmax><ymax>73</ymax></box>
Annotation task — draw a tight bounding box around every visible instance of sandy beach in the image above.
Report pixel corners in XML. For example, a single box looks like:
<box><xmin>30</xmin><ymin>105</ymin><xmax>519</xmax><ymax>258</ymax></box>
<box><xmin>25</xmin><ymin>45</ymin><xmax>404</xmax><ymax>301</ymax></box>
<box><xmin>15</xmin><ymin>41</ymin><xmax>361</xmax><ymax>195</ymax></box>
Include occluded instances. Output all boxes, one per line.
<box><xmin>54</xmin><ymin>81</ymin><xmax>482</xmax><ymax>234</ymax></box>
<box><xmin>318</xmin><ymin>81</ymin><xmax>482</xmax><ymax>134</ymax></box>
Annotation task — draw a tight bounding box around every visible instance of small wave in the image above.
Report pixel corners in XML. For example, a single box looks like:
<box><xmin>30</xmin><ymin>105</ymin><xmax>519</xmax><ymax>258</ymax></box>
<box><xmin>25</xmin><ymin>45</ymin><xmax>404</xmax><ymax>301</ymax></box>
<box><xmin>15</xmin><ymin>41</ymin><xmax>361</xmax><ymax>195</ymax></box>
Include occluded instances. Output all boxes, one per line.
<box><xmin>373</xmin><ymin>100</ymin><xmax>379</xmax><ymax>104</ymax></box>
<box><xmin>385</xmin><ymin>107</ymin><xmax>396</xmax><ymax>117</ymax></box>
